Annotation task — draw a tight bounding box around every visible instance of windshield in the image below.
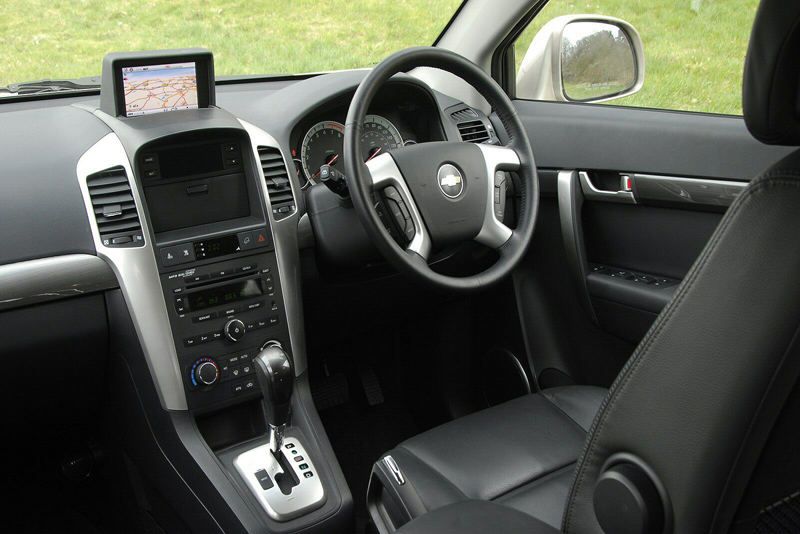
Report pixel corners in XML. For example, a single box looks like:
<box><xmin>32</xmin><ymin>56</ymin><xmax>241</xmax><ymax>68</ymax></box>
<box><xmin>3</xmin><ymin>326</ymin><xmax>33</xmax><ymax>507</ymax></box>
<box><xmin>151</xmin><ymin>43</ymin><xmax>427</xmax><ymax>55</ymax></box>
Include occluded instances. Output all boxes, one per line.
<box><xmin>2</xmin><ymin>0</ymin><xmax>462</xmax><ymax>87</ymax></box>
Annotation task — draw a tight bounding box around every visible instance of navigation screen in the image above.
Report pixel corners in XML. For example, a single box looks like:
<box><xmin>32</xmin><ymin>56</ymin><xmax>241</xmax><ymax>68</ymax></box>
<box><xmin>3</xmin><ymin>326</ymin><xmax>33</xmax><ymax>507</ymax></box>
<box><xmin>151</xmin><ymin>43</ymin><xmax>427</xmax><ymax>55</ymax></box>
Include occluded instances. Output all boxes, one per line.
<box><xmin>123</xmin><ymin>62</ymin><xmax>198</xmax><ymax>117</ymax></box>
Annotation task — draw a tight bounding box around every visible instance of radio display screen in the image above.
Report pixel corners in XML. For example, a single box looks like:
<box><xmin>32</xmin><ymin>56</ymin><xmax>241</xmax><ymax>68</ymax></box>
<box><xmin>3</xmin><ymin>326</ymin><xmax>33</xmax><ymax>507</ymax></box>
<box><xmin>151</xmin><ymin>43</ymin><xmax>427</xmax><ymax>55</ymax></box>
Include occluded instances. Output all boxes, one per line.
<box><xmin>187</xmin><ymin>278</ymin><xmax>264</xmax><ymax>311</ymax></box>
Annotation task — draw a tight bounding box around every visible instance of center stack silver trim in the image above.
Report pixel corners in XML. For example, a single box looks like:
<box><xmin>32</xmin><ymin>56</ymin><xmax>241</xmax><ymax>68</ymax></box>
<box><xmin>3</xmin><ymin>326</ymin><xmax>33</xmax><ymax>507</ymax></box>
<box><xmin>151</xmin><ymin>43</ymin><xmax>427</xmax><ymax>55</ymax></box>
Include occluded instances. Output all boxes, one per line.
<box><xmin>76</xmin><ymin>133</ymin><xmax>188</xmax><ymax>410</ymax></box>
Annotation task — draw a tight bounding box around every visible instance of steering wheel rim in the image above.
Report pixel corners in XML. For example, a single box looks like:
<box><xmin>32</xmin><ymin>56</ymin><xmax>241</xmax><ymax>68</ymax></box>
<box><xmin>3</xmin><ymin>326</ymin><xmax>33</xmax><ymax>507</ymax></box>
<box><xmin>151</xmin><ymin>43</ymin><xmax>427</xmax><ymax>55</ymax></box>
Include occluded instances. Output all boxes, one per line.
<box><xmin>344</xmin><ymin>46</ymin><xmax>539</xmax><ymax>292</ymax></box>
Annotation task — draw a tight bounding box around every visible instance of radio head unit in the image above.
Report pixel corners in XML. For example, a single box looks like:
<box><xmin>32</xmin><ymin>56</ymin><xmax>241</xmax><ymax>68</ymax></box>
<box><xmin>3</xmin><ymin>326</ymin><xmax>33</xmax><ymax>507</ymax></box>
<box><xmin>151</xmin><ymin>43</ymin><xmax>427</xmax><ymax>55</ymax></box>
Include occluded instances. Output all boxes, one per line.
<box><xmin>100</xmin><ymin>48</ymin><xmax>215</xmax><ymax>118</ymax></box>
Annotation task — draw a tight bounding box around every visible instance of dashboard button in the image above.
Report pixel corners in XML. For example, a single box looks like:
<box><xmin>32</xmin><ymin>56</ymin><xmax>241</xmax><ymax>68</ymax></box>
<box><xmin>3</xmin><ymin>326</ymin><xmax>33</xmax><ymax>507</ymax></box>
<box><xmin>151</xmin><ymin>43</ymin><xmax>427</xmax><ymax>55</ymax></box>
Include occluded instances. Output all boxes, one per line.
<box><xmin>160</xmin><ymin>246</ymin><xmax>183</xmax><ymax>267</ymax></box>
<box><xmin>183</xmin><ymin>336</ymin><xmax>197</xmax><ymax>348</ymax></box>
<box><xmin>223</xmin><ymin>144</ymin><xmax>238</xmax><ymax>153</ymax></box>
<box><xmin>230</xmin><ymin>366</ymin><xmax>242</xmax><ymax>379</ymax></box>
<box><xmin>243</xmin><ymin>379</ymin><xmax>257</xmax><ymax>391</ymax></box>
<box><xmin>186</xmin><ymin>273</ymin><xmax>209</xmax><ymax>283</ymax></box>
<box><xmin>267</xmin><ymin>315</ymin><xmax>280</xmax><ymax>326</ymax></box>
<box><xmin>211</xmin><ymin>331</ymin><xmax>223</xmax><ymax>341</ymax></box>
<box><xmin>239</xmin><ymin>351</ymin><xmax>253</xmax><ymax>363</ymax></box>
<box><xmin>253</xmin><ymin>229</ymin><xmax>270</xmax><ymax>248</ymax></box>
<box><xmin>231</xmin><ymin>383</ymin><xmax>245</xmax><ymax>395</ymax></box>
<box><xmin>142</xmin><ymin>154</ymin><xmax>157</xmax><ymax>165</ymax></box>
<box><xmin>241</xmin><ymin>362</ymin><xmax>254</xmax><ymax>375</ymax></box>
<box><xmin>238</xmin><ymin>264</ymin><xmax>258</xmax><ymax>274</ymax></box>
<box><xmin>220</xmin><ymin>306</ymin><xmax>240</xmax><ymax>317</ymax></box>
<box><xmin>145</xmin><ymin>169</ymin><xmax>159</xmax><ymax>179</ymax></box>
<box><xmin>237</xmin><ymin>231</ymin><xmax>255</xmax><ymax>251</ymax></box>
<box><xmin>226</xmin><ymin>157</ymin><xmax>240</xmax><ymax>166</ymax></box>
<box><xmin>197</xmin><ymin>333</ymin><xmax>212</xmax><ymax>344</ymax></box>
<box><xmin>192</xmin><ymin>312</ymin><xmax>216</xmax><ymax>323</ymax></box>
<box><xmin>246</xmin><ymin>300</ymin><xmax>265</xmax><ymax>311</ymax></box>
<box><xmin>211</xmin><ymin>268</ymin><xmax>234</xmax><ymax>278</ymax></box>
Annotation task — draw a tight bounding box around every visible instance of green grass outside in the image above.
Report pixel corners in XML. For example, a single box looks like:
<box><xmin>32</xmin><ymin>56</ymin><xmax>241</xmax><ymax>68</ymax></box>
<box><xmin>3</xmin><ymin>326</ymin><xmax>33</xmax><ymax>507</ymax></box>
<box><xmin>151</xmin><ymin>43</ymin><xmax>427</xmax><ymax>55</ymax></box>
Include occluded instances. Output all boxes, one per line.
<box><xmin>514</xmin><ymin>0</ymin><xmax>760</xmax><ymax>115</ymax></box>
<box><xmin>2</xmin><ymin>0</ymin><xmax>758</xmax><ymax>115</ymax></box>
<box><xmin>0</xmin><ymin>0</ymin><xmax>460</xmax><ymax>85</ymax></box>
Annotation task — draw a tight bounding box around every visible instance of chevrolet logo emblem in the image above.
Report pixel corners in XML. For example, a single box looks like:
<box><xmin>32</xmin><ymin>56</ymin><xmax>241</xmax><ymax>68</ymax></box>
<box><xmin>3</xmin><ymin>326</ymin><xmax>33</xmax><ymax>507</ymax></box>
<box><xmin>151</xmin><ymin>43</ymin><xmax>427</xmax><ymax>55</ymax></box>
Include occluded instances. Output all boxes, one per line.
<box><xmin>440</xmin><ymin>175</ymin><xmax>461</xmax><ymax>187</ymax></box>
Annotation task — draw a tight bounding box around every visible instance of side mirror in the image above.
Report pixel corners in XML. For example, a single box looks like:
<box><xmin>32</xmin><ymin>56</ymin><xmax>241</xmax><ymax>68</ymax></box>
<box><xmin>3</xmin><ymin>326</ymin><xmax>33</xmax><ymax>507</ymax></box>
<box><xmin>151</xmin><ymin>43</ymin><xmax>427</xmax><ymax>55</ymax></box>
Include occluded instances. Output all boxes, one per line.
<box><xmin>517</xmin><ymin>15</ymin><xmax>645</xmax><ymax>103</ymax></box>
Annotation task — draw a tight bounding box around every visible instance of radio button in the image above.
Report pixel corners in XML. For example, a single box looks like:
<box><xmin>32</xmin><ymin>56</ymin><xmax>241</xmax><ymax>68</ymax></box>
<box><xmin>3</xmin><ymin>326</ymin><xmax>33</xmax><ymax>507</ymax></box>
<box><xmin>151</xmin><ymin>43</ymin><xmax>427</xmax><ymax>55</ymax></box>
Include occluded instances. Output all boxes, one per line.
<box><xmin>183</xmin><ymin>336</ymin><xmax>197</xmax><ymax>347</ymax></box>
<box><xmin>197</xmin><ymin>333</ymin><xmax>212</xmax><ymax>344</ymax></box>
<box><xmin>255</xmin><ymin>318</ymin><xmax>268</xmax><ymax>329</ymax></box>
<box><xmin>211</xmin><ymin>331</ymin><xmax>223</xmax><ymax>341</ymax></box>
<box><xmin>225</xmin><ymin>319</ymin><xmax>246</xmax><ymax>342</ymax></box>
<box><xmin>238</xmin><ymin>264</ymin><xmax>258</xmax><ymax>273</ymax></box>
<box><xmin>267</xmin><ymin>315</ymin><xmax>280</xmax><ymax>326</ymax></box>
<box><xmin>186</xmin><ymin>273</ymin><xmax>209</xmax><ymax>283</ymax></box>
<box><xmin>245</xmin><ymin>300</ymin><xmax>265</xmax><ymax>311</ymax></box>
<box><xmin>192</xmin><ymin>312</ymin><xmax>216</xmax><ymax>323</ymax></box>
<box><xmin>210</xmin><ymin>268</ymin><xmax>234</xmax><ymax>278</ymax></box>
<box><xmin>220</xmin><ymin>306</ymin><xmax>239</xmax><ymax>317</ymax></box>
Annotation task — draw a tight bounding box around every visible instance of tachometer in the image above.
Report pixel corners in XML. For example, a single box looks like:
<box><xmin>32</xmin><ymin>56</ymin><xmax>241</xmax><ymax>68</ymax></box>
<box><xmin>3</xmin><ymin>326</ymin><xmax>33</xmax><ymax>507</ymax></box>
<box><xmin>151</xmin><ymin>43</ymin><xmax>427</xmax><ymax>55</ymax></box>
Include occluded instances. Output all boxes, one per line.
<box><xmin>300</xmin><ymin>115</ymin><xmax>404</xmax><ymax>183</ymax></box>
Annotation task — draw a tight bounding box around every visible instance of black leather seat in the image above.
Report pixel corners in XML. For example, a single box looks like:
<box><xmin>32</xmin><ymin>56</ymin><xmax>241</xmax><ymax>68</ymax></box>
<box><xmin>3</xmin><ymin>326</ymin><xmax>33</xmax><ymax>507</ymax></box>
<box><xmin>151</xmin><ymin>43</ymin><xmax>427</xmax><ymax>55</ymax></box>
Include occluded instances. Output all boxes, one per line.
<box><xmin>382</xmin><ymin>387</ymin><xmax>606</xmax><ymax>529</ymax></box>
<box><xmin>369</xmin><ymin>0</ymin><xmax>800</xmax><ymax>532</ymax></box>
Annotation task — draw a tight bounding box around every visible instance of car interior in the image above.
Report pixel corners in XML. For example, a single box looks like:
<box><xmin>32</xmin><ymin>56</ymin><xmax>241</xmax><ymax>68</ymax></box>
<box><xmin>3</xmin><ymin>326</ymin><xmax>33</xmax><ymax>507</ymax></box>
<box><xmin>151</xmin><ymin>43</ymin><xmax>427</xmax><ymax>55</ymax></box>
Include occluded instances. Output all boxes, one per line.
<box><xmin>2</xmin><ymin>0</ymin><xmax>800</xmax><ymax>533</ymax></box>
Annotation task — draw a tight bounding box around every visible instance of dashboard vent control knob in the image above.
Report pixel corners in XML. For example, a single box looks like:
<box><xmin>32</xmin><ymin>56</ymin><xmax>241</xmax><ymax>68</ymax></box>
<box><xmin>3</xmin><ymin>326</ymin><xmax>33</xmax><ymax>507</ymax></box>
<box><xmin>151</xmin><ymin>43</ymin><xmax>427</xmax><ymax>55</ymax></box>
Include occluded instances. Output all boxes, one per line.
<box><xmin>225</xmin><ymin>319</ymin><xmax>246</xmax><ymax>342</ymax></box>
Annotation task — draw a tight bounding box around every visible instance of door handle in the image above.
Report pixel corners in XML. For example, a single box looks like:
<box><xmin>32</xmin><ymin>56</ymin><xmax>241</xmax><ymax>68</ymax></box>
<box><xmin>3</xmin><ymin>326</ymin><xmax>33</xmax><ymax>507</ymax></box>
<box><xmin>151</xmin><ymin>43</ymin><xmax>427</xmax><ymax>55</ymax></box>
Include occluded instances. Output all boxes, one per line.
<box><xmin>579</xmin><ymin>171</ymin><xmax>636</xmax><ymax>204</ymax></box>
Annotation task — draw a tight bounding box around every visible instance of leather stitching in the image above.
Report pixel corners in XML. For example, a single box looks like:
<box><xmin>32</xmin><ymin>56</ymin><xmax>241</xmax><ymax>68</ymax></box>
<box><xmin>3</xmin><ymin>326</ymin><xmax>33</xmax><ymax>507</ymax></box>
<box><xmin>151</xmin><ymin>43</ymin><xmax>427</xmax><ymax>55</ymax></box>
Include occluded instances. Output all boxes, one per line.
<box><xmin>493</xmin><ymin>462</ymin><xmax>577</xmax><ymax>503</ymax></box>
<box><xmin>564</xmin><ymin>173</ymin><xmax>800</xmax><ymax>531</ymax></box>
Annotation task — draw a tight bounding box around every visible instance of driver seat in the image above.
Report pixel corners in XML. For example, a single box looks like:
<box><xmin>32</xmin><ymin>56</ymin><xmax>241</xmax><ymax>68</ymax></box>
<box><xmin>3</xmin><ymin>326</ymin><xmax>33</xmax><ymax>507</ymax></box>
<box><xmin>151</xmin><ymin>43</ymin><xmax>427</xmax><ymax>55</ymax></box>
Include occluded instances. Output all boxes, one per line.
<box><xmin>367</xmin><ymin>0</ymin><xmax>800</xmax><ymax>532</ymax></box>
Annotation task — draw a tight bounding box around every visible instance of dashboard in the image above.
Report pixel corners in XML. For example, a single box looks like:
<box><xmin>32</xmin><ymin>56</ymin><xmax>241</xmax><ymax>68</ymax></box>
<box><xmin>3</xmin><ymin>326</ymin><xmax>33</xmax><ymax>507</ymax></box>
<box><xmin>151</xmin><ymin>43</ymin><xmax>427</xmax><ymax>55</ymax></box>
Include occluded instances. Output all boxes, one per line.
<box><xmin>290</xmin><ymin>82</ymin><xmax>448</xmax><ymax>188</ymax></box>
<box><xmin>0</xmin><ymin>48</ymin><xmax>503</xmax><ymax>534</ymax></box>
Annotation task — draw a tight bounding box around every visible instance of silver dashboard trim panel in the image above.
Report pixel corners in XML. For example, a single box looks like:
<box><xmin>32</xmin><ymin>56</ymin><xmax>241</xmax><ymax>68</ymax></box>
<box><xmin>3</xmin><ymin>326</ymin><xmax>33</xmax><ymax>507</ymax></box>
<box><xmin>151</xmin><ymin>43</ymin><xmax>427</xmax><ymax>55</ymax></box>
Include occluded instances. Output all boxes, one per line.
<box><xmin>239</xmin><ymin>119</ymin><xmax>309</xmax><ymax>376</ymax></box>
<box><xmin>76</xmin><ymin>133</ymin><xmax>189</xmax><ymax>410</ymax></box>
<box><xmin>0</xmin><ymin>254</ymin><xmax>118</xmax><ymax>312</ymax></box>
<box><xmin>633</xmin><ymin>173</ymin><xmax>746</xmax><ymax>207</ymax></box>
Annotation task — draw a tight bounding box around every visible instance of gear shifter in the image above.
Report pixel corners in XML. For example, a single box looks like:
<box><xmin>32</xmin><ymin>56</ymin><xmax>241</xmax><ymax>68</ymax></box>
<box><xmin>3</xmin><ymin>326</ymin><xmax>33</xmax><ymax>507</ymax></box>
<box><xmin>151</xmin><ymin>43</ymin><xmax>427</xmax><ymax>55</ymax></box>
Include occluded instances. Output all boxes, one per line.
<box><xmin>254</xmin><ymin>342</ymin><xmax>294</xmax><ymax>452</ymax></box>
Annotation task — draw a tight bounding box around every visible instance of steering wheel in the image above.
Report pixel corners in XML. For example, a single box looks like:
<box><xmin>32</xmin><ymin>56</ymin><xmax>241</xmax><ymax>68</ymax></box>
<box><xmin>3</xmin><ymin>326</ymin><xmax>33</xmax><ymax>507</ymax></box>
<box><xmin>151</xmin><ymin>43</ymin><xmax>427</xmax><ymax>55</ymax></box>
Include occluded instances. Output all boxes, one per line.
<box><xmin>344</xmin><ymin>47</ymin><xmax>539</xmax><ymax>292</ymax></box>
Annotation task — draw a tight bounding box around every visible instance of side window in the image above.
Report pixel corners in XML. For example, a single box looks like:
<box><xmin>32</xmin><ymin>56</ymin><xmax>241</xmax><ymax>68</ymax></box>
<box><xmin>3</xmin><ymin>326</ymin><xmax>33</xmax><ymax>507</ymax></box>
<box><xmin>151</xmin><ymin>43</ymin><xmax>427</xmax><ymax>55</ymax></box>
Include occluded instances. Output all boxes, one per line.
<box><xmin>513</xmin><ymin>0</ymin><xmax>759</xmax><ymax>115</ymax></box>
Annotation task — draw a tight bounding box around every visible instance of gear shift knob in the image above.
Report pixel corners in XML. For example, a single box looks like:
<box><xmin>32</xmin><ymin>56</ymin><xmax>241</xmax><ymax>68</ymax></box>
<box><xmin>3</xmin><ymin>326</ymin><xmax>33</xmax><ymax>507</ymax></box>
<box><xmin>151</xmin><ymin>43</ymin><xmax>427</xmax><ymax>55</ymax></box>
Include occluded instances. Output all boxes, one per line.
<box><xmin>254</xmin><ymin>343</ymin><xmax>294</xmax><ymax>451</ymax></box>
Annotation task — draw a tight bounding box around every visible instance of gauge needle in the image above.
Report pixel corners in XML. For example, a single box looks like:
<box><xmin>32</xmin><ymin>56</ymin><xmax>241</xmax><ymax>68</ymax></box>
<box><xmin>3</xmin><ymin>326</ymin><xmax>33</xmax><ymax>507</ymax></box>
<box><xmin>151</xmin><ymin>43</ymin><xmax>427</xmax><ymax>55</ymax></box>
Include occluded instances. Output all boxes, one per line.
<box><xmin>365</xmin><ymin>147</ymin><xmax>382</xmax><ymax>162</ymax></box>
<box><xmin>313</xmin><ymin>154</ymin><xmax>340</xmax><ymax>179</ymax></box>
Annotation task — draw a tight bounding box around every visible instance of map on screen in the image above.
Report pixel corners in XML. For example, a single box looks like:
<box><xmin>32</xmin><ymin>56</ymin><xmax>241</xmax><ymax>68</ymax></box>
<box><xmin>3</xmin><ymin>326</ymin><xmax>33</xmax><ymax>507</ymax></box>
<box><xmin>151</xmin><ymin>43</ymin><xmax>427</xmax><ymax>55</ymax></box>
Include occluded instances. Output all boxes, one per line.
<box><xmin>123</xmin><ymin>62</ymin><xmax>198</xmax><ymax>117</ymax></box>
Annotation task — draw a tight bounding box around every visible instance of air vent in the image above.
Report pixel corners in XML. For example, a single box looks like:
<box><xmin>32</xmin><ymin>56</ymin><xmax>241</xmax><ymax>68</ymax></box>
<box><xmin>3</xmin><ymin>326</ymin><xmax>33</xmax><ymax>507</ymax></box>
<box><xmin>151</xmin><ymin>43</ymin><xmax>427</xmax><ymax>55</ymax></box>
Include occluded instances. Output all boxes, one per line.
<box><xmin>86</xmin><ymin>166</ymin><xmax>143</xmax><ymax>247</ymax></box>
<box><xmin>456</xmin><ymin>119</ymin><xmax>491</xmax><ymax>143</ymax></box>
<box><xmin>258</xmin><ymin>146</ymin><xmax>296</xmax><ymax>221</ymax></box>
<box><xmin>450</xmin><ymin>108</ymin><xmax>479</xmax><ymax>122</ymax></box>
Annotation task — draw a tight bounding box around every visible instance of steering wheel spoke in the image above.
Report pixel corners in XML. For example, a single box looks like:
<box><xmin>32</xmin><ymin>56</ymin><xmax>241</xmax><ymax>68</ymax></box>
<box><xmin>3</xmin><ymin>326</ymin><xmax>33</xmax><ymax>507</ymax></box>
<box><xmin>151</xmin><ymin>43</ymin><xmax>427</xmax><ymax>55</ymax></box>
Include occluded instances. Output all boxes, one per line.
<box><xmin>365</xmin><ymin>153</ymin><xmax>433</xmax><ymax>261</ymax></box>
<box><xmin>473</xmin><ymin>144</ymin><xmax>519</xmax><ymax>249</ymax></box>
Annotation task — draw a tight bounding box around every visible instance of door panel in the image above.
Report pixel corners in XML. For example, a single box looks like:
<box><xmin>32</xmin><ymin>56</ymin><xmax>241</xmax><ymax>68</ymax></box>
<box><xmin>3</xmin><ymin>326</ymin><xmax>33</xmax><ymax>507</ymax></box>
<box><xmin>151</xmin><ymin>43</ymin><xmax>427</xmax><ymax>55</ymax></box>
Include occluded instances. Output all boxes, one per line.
<box><xmin>507</xmin><ymin>100</ymin><xmax>793</xmax><ymax>387</ymax></box>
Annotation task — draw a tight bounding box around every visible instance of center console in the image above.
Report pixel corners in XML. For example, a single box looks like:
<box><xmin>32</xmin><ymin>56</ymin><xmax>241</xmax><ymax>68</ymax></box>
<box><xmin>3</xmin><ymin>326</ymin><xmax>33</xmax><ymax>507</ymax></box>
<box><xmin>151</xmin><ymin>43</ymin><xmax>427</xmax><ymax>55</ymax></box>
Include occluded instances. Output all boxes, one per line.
<box><xmin>74</xmin><ymin>48</ymin><xmax>353</xmax><ymax>534</ymax></box>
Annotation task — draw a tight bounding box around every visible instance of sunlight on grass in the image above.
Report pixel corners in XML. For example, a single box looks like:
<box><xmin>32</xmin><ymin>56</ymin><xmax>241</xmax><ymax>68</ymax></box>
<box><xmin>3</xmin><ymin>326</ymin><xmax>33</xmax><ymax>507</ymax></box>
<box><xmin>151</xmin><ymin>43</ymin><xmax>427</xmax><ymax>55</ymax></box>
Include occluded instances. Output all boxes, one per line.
<box><xmin>514</xmin><ymin>0</ymin><xmax>759</xmax><ymax>115</ymax></box>
<box><xmin>0</xmin><ymin>0</ymin><xmax>460</xmax><ymax>86</ymax></box>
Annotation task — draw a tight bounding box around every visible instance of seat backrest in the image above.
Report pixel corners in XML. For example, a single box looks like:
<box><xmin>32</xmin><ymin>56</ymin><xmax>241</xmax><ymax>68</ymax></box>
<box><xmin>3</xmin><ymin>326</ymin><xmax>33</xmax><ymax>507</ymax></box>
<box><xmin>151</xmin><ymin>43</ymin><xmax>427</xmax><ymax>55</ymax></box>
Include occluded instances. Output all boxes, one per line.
<box><xmin>562</xmin><ymin>1</ymin><xmax>800</xmax><ymax>532</ymax></box>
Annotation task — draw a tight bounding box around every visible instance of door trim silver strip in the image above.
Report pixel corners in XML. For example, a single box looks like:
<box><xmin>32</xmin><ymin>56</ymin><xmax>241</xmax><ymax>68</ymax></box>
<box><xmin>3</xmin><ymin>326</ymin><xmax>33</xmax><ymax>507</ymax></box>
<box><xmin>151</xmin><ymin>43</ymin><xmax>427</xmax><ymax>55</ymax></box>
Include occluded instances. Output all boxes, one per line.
<box><xmin>558</xmin><ymin>170</ymin><xmax>596</xmax><ymax>323</ymax></box>
<box><xmin>633</xmin><ymin>173</ymin><xmax>746</xmax><ymax>207</ymax></box>
<box><xmin>76</xmin><ymin>133</ymin><xmax>189</xmax><ymax>411</ymax></box>
<box><xmin>0</xmin><ymin>254</ymin><xmax>118</xmax><ymax>312</ymax></box>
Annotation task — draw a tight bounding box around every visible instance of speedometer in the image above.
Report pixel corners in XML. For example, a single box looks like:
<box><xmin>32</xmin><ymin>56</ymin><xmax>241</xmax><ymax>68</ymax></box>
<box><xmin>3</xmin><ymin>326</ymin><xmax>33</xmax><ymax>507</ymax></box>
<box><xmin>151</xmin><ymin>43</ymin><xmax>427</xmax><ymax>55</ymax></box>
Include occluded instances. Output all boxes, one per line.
<box><xmin>361</xmin><ymin>115</ymin><xmax>404</xmax><ymax>162</ymax></box>
<box><xmin>300</xmin><ymin>115</ymin><xmax>403</xmax><ymax>184</ymax></box>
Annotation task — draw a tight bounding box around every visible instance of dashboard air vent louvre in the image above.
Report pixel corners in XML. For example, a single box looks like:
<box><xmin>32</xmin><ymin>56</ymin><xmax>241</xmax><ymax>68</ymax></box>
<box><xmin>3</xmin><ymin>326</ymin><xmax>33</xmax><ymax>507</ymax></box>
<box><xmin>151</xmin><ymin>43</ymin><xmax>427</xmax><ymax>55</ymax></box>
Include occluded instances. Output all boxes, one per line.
<box><xmin>456</xmin><ymin>119</ymin><xmax>490</xmax><ymax>143</ymax></box>
<box><xmin>258</xmin><ymin>146</ymin><xmax>296</xmax><ymax>220</ymax></box>
<box><xmin>86</xmin><ymin>166</ymin><xmax>143</xmax><ymax>247</ymax></box>
<box><xmin>450</xmin><ymin>108</ymin><xmax>479</xmax><ymax>122</ymax></box>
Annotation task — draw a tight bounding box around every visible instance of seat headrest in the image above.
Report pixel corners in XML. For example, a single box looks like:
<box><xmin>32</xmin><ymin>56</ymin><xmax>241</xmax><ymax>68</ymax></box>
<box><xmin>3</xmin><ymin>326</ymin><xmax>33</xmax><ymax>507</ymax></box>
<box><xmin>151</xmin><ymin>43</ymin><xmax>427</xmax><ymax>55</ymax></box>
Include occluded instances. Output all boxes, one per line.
<box><xmin>743</xmin><ymin>0</ymin><xmax>800</xmax><ymax>145</ymax></box>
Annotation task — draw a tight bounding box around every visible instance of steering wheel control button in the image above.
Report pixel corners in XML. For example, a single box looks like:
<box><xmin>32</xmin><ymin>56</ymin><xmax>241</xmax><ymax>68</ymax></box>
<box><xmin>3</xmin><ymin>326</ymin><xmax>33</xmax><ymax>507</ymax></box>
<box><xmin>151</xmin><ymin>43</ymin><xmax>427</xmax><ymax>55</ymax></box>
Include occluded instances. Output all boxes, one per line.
<box><xmin>437</xmin><ymin>164</ymin><xmax>465</xmax><ymax>199</ymax></box>
<box><xmin>225</xmin><ymin>318</ymin><xmax>246</xmax><ymax>342</ymax></box>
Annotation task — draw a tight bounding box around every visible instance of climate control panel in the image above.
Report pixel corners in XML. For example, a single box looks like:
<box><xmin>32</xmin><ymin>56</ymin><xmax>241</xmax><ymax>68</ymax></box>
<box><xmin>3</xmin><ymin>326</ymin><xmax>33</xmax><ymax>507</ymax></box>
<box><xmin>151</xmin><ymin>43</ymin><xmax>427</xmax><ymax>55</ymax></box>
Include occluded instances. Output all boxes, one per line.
<box><xmin>159</xmin><ymin>250</ymin><xmax>291</xmax><ymax>409</ymax></box>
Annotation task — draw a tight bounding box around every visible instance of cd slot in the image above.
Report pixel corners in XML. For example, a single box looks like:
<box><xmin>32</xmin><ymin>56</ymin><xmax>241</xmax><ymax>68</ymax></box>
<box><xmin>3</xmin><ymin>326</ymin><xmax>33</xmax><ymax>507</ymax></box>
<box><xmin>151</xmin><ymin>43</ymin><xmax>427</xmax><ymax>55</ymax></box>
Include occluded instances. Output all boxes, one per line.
<box><xmin>185</xmin><ymin>268</ymin><xmax>255</xmax><ymax>290</ymax></box>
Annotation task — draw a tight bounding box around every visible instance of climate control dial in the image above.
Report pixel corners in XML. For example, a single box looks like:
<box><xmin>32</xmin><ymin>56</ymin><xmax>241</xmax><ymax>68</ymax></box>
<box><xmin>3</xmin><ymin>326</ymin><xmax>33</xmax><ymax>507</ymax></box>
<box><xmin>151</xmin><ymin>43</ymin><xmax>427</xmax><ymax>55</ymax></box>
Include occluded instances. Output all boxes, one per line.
<box><xmin>191</xmin><ymin>357</ymin><xmax>219</xmax><ymax>387</ymax></box>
